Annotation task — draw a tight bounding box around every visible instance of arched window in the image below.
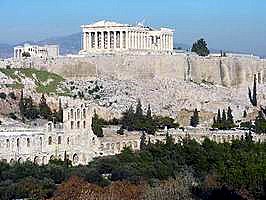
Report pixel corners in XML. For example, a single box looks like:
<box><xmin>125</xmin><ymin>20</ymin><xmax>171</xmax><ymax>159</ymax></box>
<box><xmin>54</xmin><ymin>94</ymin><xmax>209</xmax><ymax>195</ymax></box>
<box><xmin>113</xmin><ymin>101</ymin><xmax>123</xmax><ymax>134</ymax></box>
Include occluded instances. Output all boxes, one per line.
<box><xmin>71</xmin><ymin>121</ymin><xmax>74</xmax><ymax>129</ymax></box>
<box><xmin>70</xmin><ymin>109</ymin><xmax>74</xmax><ymax>119</ymax></box>
<box><xmin>48</xmin><ymin>136</ymin><xmax>52</xmax><ymax>145</ymax></box>
<box><xmin>83</xmin><ymin>121</ymin><xmax>86</xmax><ymax>129</ymax></box>
<box><xmin>67</xmin><ymin>137</ymin><xmax>70</xmax><ymax>145</ymax></box>
<box><xmin>6</xmin><ymin>139</ymin><xmax>10</xmax><ymax>148</ymax></box>
<box><xmin>83</xmin><ymin>109</ymin><xmax>86</xmax><ymax>119</ymax></box>
<box><xmin>77</xmin><ymin>109</ymin><xmax>80</xmax><ymax>119</ymax></box>
<box><xmin>58</xmin><ymin>136</ymin><xmax>61</xmax><ymax>144</ymax></box>
<box><xmin>77</xmin><ymin>121</ymin><xmax>80</xmax><ymax>129</ymax></box>
<box><xmin>27</xmin><ymin>138</ymin><xmax>30</xmax><ymax>147</ymax></box>
<box><xmin>17</xmin><ymin>138</ymin><xmax>20</xmax><ymax>148</ymax></box>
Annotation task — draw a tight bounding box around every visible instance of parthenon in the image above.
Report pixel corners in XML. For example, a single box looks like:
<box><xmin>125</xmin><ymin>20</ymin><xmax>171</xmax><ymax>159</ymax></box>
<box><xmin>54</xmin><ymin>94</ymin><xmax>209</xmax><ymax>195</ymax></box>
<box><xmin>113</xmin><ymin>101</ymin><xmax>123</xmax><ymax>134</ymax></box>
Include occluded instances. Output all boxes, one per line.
<box><xmin>79</xmin><ymin>20</ymin><xmax>174</xmax><ymax>54</ymax></box>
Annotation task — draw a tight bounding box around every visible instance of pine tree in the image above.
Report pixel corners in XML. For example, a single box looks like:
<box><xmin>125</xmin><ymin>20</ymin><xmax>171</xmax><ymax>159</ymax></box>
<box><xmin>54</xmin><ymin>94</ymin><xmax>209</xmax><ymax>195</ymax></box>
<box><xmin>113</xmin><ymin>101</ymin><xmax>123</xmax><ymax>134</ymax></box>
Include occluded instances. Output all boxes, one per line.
<box><xmin>191</xmin><ymin>38</ymin><xmax>210</xmax><ymax>56</ymax></box>
<box><xmin>190</xmin><ymin>108</ymin><xmax>199</xmax><ymax>127</ymax></box>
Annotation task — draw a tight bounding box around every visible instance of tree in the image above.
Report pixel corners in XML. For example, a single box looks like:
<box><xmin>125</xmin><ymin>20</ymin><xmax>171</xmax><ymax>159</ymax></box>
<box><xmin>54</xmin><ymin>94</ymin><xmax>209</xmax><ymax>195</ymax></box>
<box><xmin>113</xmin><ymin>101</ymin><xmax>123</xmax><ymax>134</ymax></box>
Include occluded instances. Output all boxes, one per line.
<box><xmin>248</xmin><ymin>74</ymin><xmax>257</xmax><ymax>107</ymax></box>
<box><xmin>147</xmin><ymin>104</ymin><xmax>152</xmax><ymax>119</ymax></box>
<box><xmin>91</xmin><ymin>111</ymin><xmax>103</xmax><ymax>137</ymax></box>
<box><xmin>135</xmin><ymin>99</ymin><xmax>143</xmax><ymax>119</ymax></box>
<box><xmin>140</xmin><ymin>132</ymin><xmax>146</xmax><ymax>150</ymax></box>
<box><xmin>191</xmin><ymin>38</ymin><xmax>210</xmax><ymax>56</ymax></box>
<box><xmin>243</xmin><ymin>110</ymin><xmax>247</xmax><ymax>118</ymax></box>
<box><xmin>227</xmin><ymin>107</ymin><xmax>235</xmax><ymax>128</ymax></box>
<box><xmin>190</xmin><ymin>108</ymin><xmax>199</xmax><ymax>127</ymax></box>
<box><xmin>121</xmin><ymin>105</ymin><xmax>135</xmax><ymax>131</ymax></box>
<box><xmin>55</xmin><ymin>98</ymin><xmax>63</xmax><ymax>123</ymax></box>
<box><xmin>39</xmin><ymin>94</ymin><xmax>52</xmax><ymax>120</ymax></box>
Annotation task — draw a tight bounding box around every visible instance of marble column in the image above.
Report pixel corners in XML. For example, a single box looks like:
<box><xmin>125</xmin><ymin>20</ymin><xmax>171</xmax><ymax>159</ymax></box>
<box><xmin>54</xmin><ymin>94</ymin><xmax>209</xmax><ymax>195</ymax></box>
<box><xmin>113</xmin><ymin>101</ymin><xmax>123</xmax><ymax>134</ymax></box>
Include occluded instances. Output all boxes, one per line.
<box><xmin>125</xmin><ymin>31</ymin><xmax>128</xmax><ymax>49</ymax></box>
<box><xmin>87</xmin><ymin>32</ymin><xmax>91</xmax><ymax>49</ymax></box>
<box><xmin>107</xmin><ymin>31</ymin><xmax>110</xmax><ymax>49</ymax></box>
<box><xmin>83</xmin><ymin>32</ymin><xmax>87</xmax><ymax>50</ymax></box>
<box><xmin>114</xmin><ymin>32</ymin><xmax>116</xmax><ymax>48</ymax></box>
<box><xmin>95</xmin><ymin>32</ymin><xmax>98</xmax><ymax>49</ymax></box>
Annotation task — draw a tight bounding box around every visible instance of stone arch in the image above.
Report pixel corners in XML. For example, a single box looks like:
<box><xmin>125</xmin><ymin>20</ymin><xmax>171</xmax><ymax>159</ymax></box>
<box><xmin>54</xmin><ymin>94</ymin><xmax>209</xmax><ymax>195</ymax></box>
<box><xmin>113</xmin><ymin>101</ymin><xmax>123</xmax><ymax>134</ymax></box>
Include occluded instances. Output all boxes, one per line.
<box><xmin>70</xmin><ymin>109</ymin><xmax>74</xmax><ymax>119</ymax></box>
<box><xmin>18</xmin><ymin>157</ymin><xmax>23</xmax><ymax>163</ymax></box>
<box><xmin>116</xmin><ymin>142</ymin><xmax>121</xmax><ymax>151</ymax></box>
<box><xmin>48</xmin><ymin>136</ymin><xmax>52</xmax><ymax>145</ymax></box>
<box><xmin>77</xmin><ymin>121</ymin><xmax>80</xmax><ymax>129</ymax></box>
<box><xmin>26</xmin><ymin>157</ymin><xmax>31</xmax><ymax>162</ymax></box>
<box><xmin>83</xmin><ymin>121</ymin><xmax>86</xmax><ymax>129</ymax></box>
<box><xmin>16</xmin><ymin>138</ymin><xmax>20</xmax><ymax>148</ymax></box>
<box><xmin>106</xmin><ymin>143</ymin><xmax>110</xmax><ymax>150</ymax></box>
<box><xmin>134</xmin><ymin>141</ymin><xmax>138</xmax><ymax>148</ymax></box>
<box><xmin>77</xmin><ymin>109</ymin><xmax>80</xmax><ymax>119</ymax></box>
<box><xmin>34</xmin><ymin>156</ymin><xmax>41</xmax><ymax>165</ymax></box>
<box><xmin>48</xmin><ymin>122</ymin><xmax>53</xmax><ymax>132</ymax></box>
<box><xmin>111</xmin><ymin>143</ymin><xmax>115</xmax><ymax>150</ymax></box>
<box><xmin>50</xmin><ymin>155</ymin><xmax>55</xmax><ymax>161</ymax></box>
<box><xmin>67</xmin><ymin>137</ymin><xmax>70</xmax><ymax>145</ymax></box>
<box><xmin>58</xmin><ymin>136</ymin><xmax>62</xmax><ymax>144</ymax></box>
<box><xmin>6</xmin><ymin>139</ymin><xmax>10</xmax><ymax>148</ymax></box>
<box><xmin>42</xmin><ymin>156</ymin><xmax>47</xmax><ymax>165</ymax></box>
<box><xmin>10</xmin><ymin>158</ymin><xmax>15</xmax><ymax>165</ymax></box>
<box><xmin>27</xmin><ymin>138</ymin><xmax>30</xmax><ymax>147</ymax></box>
<box><xmin>83</xmin><ymin>108</ymin><xmax>86</xmax><ymax>119</ymax></box>
<box><xmin>227</xmin><ymin>135</ymin><xmax>231</xmax><ymax>142</ymax></box>
<box><xmin>73</xmin><ymin>154</ymin><xmax>79</xmax><ymax>165</ymax></box>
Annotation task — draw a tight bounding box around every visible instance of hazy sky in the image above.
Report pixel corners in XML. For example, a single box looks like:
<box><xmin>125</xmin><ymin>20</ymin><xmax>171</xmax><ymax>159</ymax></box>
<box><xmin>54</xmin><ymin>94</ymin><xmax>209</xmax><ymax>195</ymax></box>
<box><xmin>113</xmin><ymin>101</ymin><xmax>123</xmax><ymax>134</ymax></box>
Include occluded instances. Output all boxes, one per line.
<box><xmin>0</xmin><ymin>0</ymin><xmax>265</xmax><ymax>55</ymax></box>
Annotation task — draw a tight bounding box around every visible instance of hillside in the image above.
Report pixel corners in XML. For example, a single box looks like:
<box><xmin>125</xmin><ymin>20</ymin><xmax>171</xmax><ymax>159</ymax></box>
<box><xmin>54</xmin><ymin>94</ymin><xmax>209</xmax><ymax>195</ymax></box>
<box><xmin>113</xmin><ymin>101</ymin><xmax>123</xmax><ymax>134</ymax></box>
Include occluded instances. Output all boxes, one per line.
<box><xmin>0</xmin><ymin>68</ymin><xmax>69</xmax><ymax>95</ymax></box>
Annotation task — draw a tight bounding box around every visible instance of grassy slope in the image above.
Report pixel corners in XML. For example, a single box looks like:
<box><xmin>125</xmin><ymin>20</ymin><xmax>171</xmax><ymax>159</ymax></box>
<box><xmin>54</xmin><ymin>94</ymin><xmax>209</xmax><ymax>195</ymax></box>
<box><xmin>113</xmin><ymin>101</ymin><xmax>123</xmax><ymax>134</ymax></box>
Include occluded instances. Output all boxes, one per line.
<box><xmin>0</xmin><ymin>68</ymin><xmax>69</xmax><ymax>94</ymax></box>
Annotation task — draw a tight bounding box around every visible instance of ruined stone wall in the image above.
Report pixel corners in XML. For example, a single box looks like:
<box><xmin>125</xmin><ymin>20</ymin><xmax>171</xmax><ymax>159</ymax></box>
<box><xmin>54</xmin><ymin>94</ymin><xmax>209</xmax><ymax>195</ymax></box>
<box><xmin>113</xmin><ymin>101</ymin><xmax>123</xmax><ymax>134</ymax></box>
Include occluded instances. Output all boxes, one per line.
<box><xmin>42</xmin><ymin>54</ymin><xmax>266</xmax><ymax>87</ymax></box>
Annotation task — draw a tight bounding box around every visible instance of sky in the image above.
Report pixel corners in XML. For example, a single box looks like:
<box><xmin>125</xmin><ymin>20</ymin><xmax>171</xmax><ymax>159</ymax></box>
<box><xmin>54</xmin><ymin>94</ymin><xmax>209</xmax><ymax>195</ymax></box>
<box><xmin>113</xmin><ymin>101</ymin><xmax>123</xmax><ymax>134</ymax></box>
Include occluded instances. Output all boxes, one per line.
<box><xmin>0</xmin><ymin>0</ymin><xmax>265</xmax><ymax>56</ymax></box>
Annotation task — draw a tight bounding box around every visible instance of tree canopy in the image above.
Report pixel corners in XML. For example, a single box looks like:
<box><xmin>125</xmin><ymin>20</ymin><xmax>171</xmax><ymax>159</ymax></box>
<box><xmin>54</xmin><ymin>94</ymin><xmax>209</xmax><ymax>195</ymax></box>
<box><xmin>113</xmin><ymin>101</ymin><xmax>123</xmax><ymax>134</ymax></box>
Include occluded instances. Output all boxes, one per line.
<box><xmin>191</xmin><ymin>38</ymin><xmax>210</xmax><ymax>56</ymax></box>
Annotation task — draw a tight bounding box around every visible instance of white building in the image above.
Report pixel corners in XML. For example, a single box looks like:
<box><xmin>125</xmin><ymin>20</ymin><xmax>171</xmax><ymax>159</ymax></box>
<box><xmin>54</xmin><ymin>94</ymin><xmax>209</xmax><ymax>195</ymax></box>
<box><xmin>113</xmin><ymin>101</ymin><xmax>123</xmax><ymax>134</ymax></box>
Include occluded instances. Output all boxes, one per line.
<box><xmin>14</xmin><ymin>43</ymin><xmax>59</xmax><ymax>59</ymax></box>
<box><xmin>80</xmin><ymin>20</ymin><xmax>174</xmax><ymax>55</ymax></box>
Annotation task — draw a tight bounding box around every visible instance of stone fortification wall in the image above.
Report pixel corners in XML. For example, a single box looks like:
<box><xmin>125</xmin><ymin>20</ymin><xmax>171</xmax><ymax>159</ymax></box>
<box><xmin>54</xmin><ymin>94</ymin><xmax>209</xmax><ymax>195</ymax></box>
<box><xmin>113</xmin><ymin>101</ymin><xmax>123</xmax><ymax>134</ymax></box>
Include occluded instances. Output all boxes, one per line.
<box><xmin>40</xmin><ymin>54</ymin><xmax>265</xmax><ymax>87</ymax></box>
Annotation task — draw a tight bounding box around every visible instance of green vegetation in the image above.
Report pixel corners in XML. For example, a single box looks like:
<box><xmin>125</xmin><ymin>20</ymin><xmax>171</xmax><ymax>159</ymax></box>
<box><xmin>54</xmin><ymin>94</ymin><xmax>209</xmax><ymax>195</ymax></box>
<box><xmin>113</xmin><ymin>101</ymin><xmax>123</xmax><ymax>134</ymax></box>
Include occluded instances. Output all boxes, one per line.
<box><xmin>0</xmin><ymin>136</ymin><xmax>265</xmax><ymax>199</ymax></box>
<box><xmin>19</xmin><ymin>91</ymin><xmax>63</xmax><ymax>122</ymax></box>
<box><xmin>212</xmin><ymin>107</ymin><xmax>236</xmax><ymax>130</ymax></box>
<box><xmin>91</xmin><ymin>111</ymin><xmax>104</xmax><ymax>137</ymax></box>
<box><xmin>191</xmin><ymin>38</ymin><xmax>210</xmax><ymax>56</ymax></box>
<box><xmin>0</xmin><ymin>68</ymin><xmax>65</xmax><ymax>94</ymax></box>
<box><xmin>120</xmin><ymin>100</ymin><xmax>179</xmax><ymax>134</ymax></box>
<box><xmin>190</xmin><ymin>108</ymin><xmax>199</xmax><ymax>127</ymax></box>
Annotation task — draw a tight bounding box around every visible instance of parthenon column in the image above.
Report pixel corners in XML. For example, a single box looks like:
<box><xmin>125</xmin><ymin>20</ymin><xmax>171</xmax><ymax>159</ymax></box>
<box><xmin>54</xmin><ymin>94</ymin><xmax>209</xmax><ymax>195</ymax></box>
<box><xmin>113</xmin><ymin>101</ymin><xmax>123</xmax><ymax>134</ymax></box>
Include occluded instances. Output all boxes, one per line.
<box><xmin>120</xmin><ymin>31</ymin><xmax>123</xmax><ymax>49</ymax></box>
<box><xmin>107</xmin><ymin>31</ymin><xmax>110</xmax><ymax>49</ymax></box>
<box><xmin>114</xmin><ymin>31</ymin><xmax>117</xmax><ymax>49</ymax></box>
<box><xmin>88</xmin><ymin>32</ymin><xmax>91</xmax><ymax>49</ymax></box>
<box><xmin>95</xmin><ymin>32</ymin><xmax>98</xmax><ymax>49</ymax></box>
<box><xmin>125</xmin><ymin>31</ymin><xmax>129</xmax><ymax>49</ymax></box>
<box><xmin>83</xmin><ymin>32</ymin><xmax>87</xmax><ymax>50</ymax></box>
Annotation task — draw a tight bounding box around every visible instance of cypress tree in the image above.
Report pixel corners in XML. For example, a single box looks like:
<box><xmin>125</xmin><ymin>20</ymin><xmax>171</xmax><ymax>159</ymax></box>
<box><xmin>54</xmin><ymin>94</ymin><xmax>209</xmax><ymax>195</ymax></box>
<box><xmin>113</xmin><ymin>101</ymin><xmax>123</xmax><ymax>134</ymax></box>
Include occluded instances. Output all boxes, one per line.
<box><xmin>190</xmin><ymin>108</ymin><xmax>199</xmax><ymax>127</ymax></box>
<box><xmin>140</xmin><ymin>132</ymin><xmax>146</xmax><ymax>150</ymax></box>
<box><xmin>243</xmin><ymin>110</ymin><xmax>247</xmax><ymax>118</ymax></box>
<box><xmin>253</xmin><ymin>74</ymin><xmax>257</xmax><ymax>106</ymax></box>
<box><xmin>217</xmin><ymin>109</ymin><xmax>222</xmax><ymax>124</ymax></box>
<box><xmin>146</xmin><ymin>104</ymin><xmax>152</xmax><ymax>119</ymax></box>
<box><xmin>135</xmin><ymin>99</ymin><xmax>143</xmax><ymax>119</ymax></box>
<box><xmin>248</xmin><ymin>74</ymin><xmax>257</xmax><ymax>106</ymax></box>
<box><xmin>39</xmin><ymin>94</ymin><xmax>52</xmax><ymax>120</ymax></box>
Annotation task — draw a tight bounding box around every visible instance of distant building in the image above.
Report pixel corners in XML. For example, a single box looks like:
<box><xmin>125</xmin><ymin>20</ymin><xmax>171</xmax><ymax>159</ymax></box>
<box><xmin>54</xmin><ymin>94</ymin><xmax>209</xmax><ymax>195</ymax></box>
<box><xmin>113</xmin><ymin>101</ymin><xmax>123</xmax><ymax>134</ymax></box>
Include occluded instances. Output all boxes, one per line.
<box><xmin>14</xmin><ymin>43</ymin><xmax>59</xmax><ymax>59</ymax></box>
<box><xmin>80</xmin><ymin>20</ymin><xmax>174</xmax><ymax>55</ymax></box>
